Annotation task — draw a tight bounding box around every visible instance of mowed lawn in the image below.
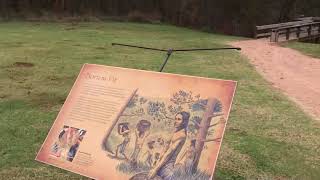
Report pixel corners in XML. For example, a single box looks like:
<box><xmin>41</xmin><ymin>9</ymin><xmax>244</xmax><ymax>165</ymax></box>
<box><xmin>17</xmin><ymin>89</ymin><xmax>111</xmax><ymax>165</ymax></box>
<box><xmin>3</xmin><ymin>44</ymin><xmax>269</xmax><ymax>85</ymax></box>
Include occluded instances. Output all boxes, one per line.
<box><xmin>284</xmin><ymin>41</ymin><xmax>320</xmax><ymax>59</ymax></box>
<box><xmin>0</xmin><ymin>22</ymin><xmax>320</xmax><ymax>180</ymax></box>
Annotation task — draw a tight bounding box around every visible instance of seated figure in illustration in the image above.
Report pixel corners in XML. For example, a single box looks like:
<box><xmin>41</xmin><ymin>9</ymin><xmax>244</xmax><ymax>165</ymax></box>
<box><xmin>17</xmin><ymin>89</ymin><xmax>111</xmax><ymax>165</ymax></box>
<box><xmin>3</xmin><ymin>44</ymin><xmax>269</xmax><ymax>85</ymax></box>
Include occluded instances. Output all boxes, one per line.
<box><xmin>130</xmin><ymin>120</ymin><xmax>151</xmax><ymax>166</ymax></box>
<box><xmin>143</xmin><ymin>140</ymin><xmax>156</xmax><ymax>167</ymax></box>
<box><xmin>176</xmin><ymin>139</ymin><xmax>197</xmax><ymax>174</ymax></box>
<box><xmin>115</xmin><ymin>123</ymin><xmax>131</xmax><ymax>160</ymax></box>
<box><xmin>130</xmin><ymin>111</ymin><xmax>190</xmax><ymax>180</ymax></box>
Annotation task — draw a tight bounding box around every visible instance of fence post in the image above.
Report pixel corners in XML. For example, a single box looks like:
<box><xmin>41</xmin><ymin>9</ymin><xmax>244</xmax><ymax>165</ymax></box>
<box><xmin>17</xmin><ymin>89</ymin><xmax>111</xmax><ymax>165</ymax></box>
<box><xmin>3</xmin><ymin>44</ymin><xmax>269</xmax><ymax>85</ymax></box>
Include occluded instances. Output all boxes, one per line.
<box><xmin>297</xmin><ymin>27</ymin><xmax>301</xmax><ymax>39</ymax></box>
<box><xmin>271</xmin><ymin>29</ymin><xmax>279</xmax><ymax>42</ymax></box>
<box><xmin>308</xmin><ymin>24</ymin><xmax>312</xmax><ymax>36</ymax></box>
<box><xmin>271</xmin><ymin>29</ymin><xmax>276</xmax><ymax>42</ymax></box>
<box><xmin>254</xmin><ymin>27</ymin><xmax>258</xmax><ymax>38</ymax></box>
<box><xmin>286</xmin><ymin>28</ymin><xmax>290</xmax><ymax>40</ymax></box>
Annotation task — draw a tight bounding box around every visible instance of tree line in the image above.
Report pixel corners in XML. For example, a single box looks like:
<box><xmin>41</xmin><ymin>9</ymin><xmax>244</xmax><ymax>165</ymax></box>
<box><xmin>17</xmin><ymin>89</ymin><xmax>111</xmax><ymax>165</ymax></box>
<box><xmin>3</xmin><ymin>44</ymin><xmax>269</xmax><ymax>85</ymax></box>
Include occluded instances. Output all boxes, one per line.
<box><xmin>0</xmin><ymin>0</ymin><xmax>319</xmax><ymax>36</ymax></box>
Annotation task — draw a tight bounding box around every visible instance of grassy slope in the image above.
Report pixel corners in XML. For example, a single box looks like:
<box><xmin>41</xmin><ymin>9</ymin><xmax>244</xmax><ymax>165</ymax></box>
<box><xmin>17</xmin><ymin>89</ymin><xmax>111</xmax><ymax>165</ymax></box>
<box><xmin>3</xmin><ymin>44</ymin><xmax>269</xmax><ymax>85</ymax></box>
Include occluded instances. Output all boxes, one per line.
<box><xmin>284</xmin><ymin>41</ymin><xmax>320</xmax><ymax>59</ymax></box>
<box><xmin>0</xmin><ymin>22</ymin><xmax>319</xmax><ymax>180</ymax></box>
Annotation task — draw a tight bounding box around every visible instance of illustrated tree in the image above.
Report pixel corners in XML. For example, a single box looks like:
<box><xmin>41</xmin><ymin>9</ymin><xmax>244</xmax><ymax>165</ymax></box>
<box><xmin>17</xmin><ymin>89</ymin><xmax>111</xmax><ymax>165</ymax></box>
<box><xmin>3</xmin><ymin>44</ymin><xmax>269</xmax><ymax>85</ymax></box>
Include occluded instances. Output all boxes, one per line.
<box><xmin>192</xmin><ymin>98</ymin><xmax>225</xmax><ymax>173</ymax></box>
<box><xmin>169</xmin><ymin>90</ymin><xmax>224</xmax><ymax>173</ymax></box>
<box><xmin>118</xmin><ymin>94</ymin><xmax>174</xmax><ymax>127</ymax></box>
<box><xmin>120</xmin><ymin>94</ymin><xmax>147</xmax><ymax>117</ymax></box>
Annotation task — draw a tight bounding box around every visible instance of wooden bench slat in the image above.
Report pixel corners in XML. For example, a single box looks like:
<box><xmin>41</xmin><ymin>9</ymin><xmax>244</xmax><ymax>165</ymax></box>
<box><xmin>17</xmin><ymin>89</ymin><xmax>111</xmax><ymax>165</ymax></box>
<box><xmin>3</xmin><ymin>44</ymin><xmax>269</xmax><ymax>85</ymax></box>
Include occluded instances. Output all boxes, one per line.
<box><xmin>256</xmin><ymin>20</ymin><xmax>313</xmax><ymax>30</ymax></box>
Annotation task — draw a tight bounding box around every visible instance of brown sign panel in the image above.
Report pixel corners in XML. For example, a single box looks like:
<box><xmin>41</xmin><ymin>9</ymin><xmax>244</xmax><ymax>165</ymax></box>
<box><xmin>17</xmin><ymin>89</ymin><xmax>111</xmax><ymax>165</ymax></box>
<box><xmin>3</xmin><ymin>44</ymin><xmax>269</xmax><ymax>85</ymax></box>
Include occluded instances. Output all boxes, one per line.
<box><xmin>36</xmin><ymin>64</ymin><xmax>237</xmax><ymax>180</ymax></box>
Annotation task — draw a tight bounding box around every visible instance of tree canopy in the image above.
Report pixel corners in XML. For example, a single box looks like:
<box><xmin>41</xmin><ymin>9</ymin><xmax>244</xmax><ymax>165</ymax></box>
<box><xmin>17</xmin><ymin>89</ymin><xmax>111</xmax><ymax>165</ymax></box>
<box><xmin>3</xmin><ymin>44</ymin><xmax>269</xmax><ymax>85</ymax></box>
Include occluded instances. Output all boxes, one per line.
<box><xmin>0</xmin><ymin>0</ymin><xmax>319</xmax><ymax>36</ymax></box>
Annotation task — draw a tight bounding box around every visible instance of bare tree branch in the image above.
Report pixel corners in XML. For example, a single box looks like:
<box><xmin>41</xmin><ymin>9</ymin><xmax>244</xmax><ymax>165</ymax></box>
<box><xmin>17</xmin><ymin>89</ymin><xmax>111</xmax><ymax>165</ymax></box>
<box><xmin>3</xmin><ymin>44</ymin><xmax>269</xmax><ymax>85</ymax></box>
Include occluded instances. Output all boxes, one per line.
<box><xmin>209</xmin><ymin>122</ymin><xmax>220</xmax><ymax>128</ymax></box>
<box><xmin>202</xmin><ymin>138</ymin><xmax>222</xmax><ymax>143</ymax></box>
<box><xmin>208</xmin><ymin>113</ymin><xmax>224</xmax><ymax>119</ymax></box>
<box><xmin>121</xmin><ymin>111</ymin><xmax>144</xmax><ymax>117</ymax></box>
<box><xmin>193</xmin><ymin>120</ymin><xmax>201</xmax><ymax>127</ymax></box>
<box><xmin>208</xmin><ymin>116</ymin><xmax>226</xmax><ymax>129</ymax></box>
<box><xmin>164</xmin><ymin>115</ymin><xmax>175</xmax><ymax>120</ymax></box>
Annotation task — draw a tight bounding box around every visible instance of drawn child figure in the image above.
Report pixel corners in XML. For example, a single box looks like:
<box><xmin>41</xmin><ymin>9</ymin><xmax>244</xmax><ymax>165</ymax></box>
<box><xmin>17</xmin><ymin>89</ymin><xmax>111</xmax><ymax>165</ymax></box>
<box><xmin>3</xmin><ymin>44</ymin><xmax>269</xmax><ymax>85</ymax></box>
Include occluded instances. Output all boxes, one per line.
<box><xmin>115</xmin><ymin>123</ymin><xmax>131</xmax><ymax>160</ymax></box>
<box><xmin>129</xmin><ymin>111</ymin><xmax>190</xmax><ymax>180</ymax></box>
<box><xmin>162</xmin><ymin>140</ymin><xmax>171</xmax><ymax>156</ymax></box>
<box><xmin>155</xmin><ymin>137</ymin><xmax>170</xmax><ymax>162</ymax></box>
<box><xmin>144</xmin><ymin>140</ymin><xmax>156</xmax><ymax>167</ymax></box>
<box><xmin>176</xmin><ymin>139</ymin><xmax>197</xmax><ymax>174</ymax></box>
<box><xmin>157</xmin><ymin>137</ymin><xmax>164</xmax><ymax>146</ymax></box>
<box><xmin>131</xmin><ymin>120</ymin><xmax>151</xmax><ymax>166</ymax></box>
<box><xmin>155</xmin><ymin>139</ymin><xmax>170</xmax><ymax>166</ymax></box>
<box><xmin>153</xmin><ymin>152</ymin><xmax>161</xmax><ymax>167</ymax></box>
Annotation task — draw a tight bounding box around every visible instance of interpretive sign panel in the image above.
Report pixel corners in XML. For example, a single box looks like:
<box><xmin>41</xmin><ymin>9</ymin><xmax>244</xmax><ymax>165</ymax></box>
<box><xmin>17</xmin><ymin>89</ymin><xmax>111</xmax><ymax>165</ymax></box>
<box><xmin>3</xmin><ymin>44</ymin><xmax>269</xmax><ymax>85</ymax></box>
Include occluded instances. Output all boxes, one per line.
<box><xmin>36</xmin><ymin>64</ymin><xmax>237</xmax><ymax>180</ymax></box>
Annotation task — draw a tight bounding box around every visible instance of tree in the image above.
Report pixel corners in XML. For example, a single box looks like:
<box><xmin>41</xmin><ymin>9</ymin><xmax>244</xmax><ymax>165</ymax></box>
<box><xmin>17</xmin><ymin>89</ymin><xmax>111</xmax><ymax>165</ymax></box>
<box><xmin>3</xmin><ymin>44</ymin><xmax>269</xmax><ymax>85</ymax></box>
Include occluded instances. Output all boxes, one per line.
<box><xmin>191</xmin><ymin>98</ymin><xmax>223</xmax><ymax>173</ymax></box>
<box><xmin>0</xmin><ymin>0</ymin><xmax>319</xmax><ymax>37</ymax></box>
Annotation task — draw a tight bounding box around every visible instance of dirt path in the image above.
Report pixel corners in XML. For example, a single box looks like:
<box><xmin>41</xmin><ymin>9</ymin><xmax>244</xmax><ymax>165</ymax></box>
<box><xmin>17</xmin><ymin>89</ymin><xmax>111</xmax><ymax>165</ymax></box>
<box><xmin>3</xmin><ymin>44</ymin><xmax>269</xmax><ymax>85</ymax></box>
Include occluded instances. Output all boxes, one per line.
<box><xmin>230</xmin><ymin>39</ymin><xmax>320</xmax><ymax>120</ymax></box>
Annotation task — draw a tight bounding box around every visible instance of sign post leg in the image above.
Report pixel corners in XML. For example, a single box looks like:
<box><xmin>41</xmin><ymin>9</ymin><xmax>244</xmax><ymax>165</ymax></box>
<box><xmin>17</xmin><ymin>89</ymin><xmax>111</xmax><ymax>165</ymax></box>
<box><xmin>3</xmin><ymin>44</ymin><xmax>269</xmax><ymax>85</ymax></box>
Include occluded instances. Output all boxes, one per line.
<box><xmin>159</xmin><ymin>49</ymin><xmax>173</xmax><ymax>72</ymax></box>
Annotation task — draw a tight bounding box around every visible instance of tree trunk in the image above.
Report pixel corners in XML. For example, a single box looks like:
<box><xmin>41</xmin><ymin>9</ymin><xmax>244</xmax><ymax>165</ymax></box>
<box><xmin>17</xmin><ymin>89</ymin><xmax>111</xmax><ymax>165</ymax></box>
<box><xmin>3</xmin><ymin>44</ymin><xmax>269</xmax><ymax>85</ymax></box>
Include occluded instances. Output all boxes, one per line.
<box><xmin>191</xmin><ymin>98</ymin><xmax>217</xmax><ymax>173</ymax></box>
<box><xmin>0</xmin><ymin>0</ymin><xmax>8</xmax><ymax>19</ymax></box>
<box><xmin>101</xmin><ymin>89</ymin><xmax>138</xmax><ymax>151</ymax></box>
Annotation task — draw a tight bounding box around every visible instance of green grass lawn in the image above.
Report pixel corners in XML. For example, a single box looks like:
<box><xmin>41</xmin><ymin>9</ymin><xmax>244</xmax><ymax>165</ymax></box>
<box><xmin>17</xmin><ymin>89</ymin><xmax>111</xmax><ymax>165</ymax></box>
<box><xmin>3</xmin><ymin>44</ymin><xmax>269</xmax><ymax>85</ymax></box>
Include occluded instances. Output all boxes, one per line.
<box><xmin>284</xmin><ymin>41</ymin><xmax>320</xmax><ymax>58</ymax></box>
<box><xmin>1</xmin><ymin>21</ymin><xmax>320</xmax><ymax>180</ymax></box>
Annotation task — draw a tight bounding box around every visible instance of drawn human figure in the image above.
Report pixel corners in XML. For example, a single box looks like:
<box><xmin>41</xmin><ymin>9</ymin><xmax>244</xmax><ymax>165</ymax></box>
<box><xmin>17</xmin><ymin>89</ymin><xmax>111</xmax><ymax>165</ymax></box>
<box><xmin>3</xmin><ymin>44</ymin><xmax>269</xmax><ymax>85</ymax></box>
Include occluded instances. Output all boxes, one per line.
<box><xmin>67</xmin><ymin>129</ymin><xmax>86</xmax><ymax>162</ymax></box>
<box><xmin>144</xmin><ymin>140</ymin><xmax>156</xmax><ymax>167</ymax></box>
<box><xmin>115</xmin><ymin>123</ymin><xmax>131</xmax><ymax>159</ymax></box>
<box><xmin>157</xmin><ymin>137</ymin><xmax>165</xmax><ymax>146</ymax></box>
<box><xmin>153</xmin><ymin>152</ymin><xmax>161</xmax><ymax>167</ymax></box>
<box><xmin>160</xmin><ymin>140</ymin><xmax>170</xmax><ymax>159</ymax></box>
<box><xmin>51</xmin><ymin>125</ymin><xmax>70</xmax><ymax>157</ymax></box>
<box><xmin>176</xmin><ymin>139</ymin><xmax>197</xmax><ymax>174</ymax></box>
<box><xmin>59</xmin><ymin>126</ymin><xmax>69</xmax><ymax>139</ymax></box>
<box><xmin>130</xmin><ymin>120</ymin><xmax>151</xmax><ymax>166</ymax></box>
<box><xmin>147</xmin><ymin>111</ymin><xmax>190</xmax><ymax>180</ymax></box>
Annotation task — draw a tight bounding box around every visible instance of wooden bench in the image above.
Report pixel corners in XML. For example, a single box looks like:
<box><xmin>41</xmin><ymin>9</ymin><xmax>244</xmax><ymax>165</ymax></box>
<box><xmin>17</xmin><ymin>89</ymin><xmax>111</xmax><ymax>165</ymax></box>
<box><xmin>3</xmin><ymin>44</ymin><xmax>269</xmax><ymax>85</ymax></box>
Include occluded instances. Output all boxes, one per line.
<box><xmin>270</xmin><ymin>22</ymin><xmax>320</xmax><ymax>42</ymax></box>
<box><xmin>255</xmin><ymin>20</ymin><xmax>313</xmax><ymax>38</ymax></box>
